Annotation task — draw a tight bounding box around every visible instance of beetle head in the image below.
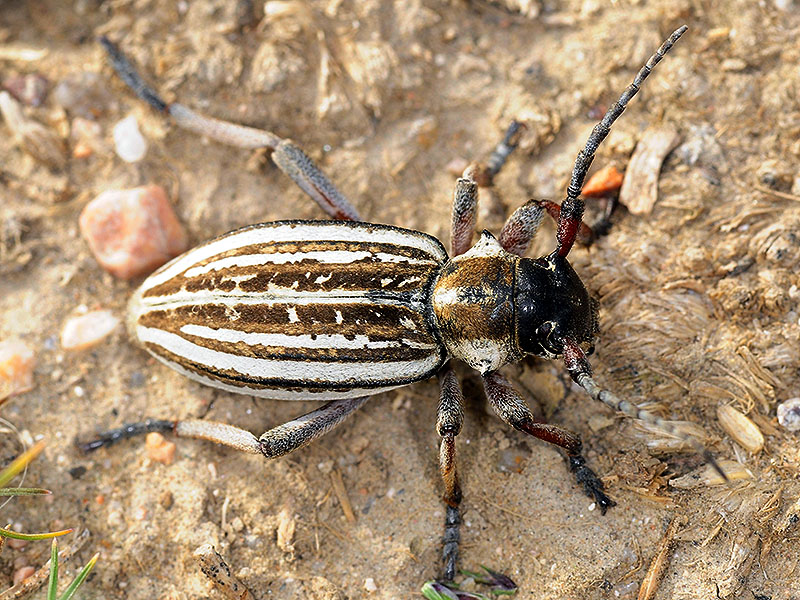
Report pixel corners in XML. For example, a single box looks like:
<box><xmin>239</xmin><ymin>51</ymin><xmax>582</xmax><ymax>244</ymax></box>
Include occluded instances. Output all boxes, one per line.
<box><xmin>515</xmin><ymin>253</ymin><xmax>598</xmax><ymax>359</ymax></box>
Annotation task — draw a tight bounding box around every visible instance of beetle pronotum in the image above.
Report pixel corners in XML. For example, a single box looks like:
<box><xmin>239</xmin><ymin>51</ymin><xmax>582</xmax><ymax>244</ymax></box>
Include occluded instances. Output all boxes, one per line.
<box><xmin>87</xmin><ymin>26</ymin><xmax>720</xmax><ymax>582</ymax></box>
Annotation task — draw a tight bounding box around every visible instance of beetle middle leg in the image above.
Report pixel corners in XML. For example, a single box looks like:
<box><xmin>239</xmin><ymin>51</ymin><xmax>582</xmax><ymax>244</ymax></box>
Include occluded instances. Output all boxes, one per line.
<box><xmin>482</xmin><ymin>371</ymin><xmax>615</xmax><ymax>513</ymax></box>
<box><xmin>436</xmin><ymin>364</ymin><xmax>466</xmax><ymax>582</ymax></box>
<box><xmin>99</xmin><ymin>36</ymin><xmax>360</xmax><ymax>221</ymax></box>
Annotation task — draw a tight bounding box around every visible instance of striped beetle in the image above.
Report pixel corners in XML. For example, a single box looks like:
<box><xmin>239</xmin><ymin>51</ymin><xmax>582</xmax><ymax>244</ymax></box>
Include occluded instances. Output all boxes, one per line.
<box><xmin>88</xmin><ymin>28</ymin><xmax>718</xmax><ymax>582</ymax></box>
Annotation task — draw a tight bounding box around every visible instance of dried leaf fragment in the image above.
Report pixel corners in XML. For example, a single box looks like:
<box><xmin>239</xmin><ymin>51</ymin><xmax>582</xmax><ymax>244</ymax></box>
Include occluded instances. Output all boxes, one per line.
<box><xmin>194</xmin><ymin>544</ymin><xmax>255</xmax><ymax>600</ymax></box>
<box><xmin>619</xmin><ymin>126</ymin><xmax>680</xmax><ymax>215</ymax></box>
<box><xmin>717</xmin><ymin>405</ymin><xmax>764</xmax><ymax>453</ymax></box>
<box><xmin>582</xmin><ymin>165</ymin><xmax>624</xmax><ymax>197</ymax></box>
<box><xmin>669</xmin><ymin>460</ymin><xmax>753</xmax><ymax>489</ymax></box>
<box><xmin>0</xmin><ymin>91</ymin><xmax>66</xmax><ymax>168</ymax></box>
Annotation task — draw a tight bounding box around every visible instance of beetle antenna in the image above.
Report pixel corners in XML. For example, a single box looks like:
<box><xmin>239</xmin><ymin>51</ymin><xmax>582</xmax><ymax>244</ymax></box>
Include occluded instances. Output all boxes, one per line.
<box><xmin>556</xmin><ymin>25</ymin><xmax>687</xmax><ymax>257</ymax></box>
<box><xmin>562</xmin><ymin>338</ymin><xmax>728</xmax><ymax>481</ymax></box>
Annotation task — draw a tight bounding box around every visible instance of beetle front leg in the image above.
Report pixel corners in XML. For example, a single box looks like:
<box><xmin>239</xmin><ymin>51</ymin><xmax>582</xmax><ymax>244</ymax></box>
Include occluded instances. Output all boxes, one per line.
<box><xmin>498</xmin><ymin>199</ymin><xmax>545</xmax><ymax>256</ymax></box>
<box><xmin>436</xmin><ymin>365</ymin><xmax>465</xmax><ymax>582</ymax></box>
<box><xmin>100</xmin><ymin>37</ymin><xmax>360</xmax><ymax>222</ymax></box>
<box><xmin>450</xmin><ymin>166</ymin><xmax>479</xmax><ymax>257</ymax></box>
<box><xmin>482</xmin><ymin>372</ymin><xmax>615</xmax><ymax>513</ymax></box>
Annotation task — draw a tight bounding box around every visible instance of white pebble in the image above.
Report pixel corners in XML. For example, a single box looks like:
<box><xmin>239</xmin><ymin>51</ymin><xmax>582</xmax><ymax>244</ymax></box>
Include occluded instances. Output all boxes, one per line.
<box><xmin>112</xmin><ymin>114</ymin><xmax>147</xmax><ymax>162</ymax></box>
<box><xmin>777</xmin><ymin>398</ymin><xmax>800</xmax><ymax>431</ymax></box>
<box><xmin>364</xmin><ymin>577</ymin><xmax>377</xmax><ymax>592</ymax></box>
<box><xmin>61</xmin><ymin>309</ymin><xmax>119</xmax><ymax>350</ymax></box>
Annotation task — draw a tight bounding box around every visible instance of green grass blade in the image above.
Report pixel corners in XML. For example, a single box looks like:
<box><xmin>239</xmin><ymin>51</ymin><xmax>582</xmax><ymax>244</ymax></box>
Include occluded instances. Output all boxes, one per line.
<box><xmin>57</xmin><ymin>552</ymin><xmax>98</xmax><ymax>600</ymax></box>
<box><xmin>47</xmin><ymin>538</ymin><xmax>59</xmax><ymax>600</ymax></box>
<box><xmin>0</xmin><ymin>439</ymin><xmax>45</xmax><ymax>488</ymax></box>
<box><xmin>0</xmin><ymin>526</ymin><xmax>73</xmax><ymax>541</ymax></box>
<box><xmin>0</xmin><ymin>487</ymin><xmax>52</xmax><ymax>496</ymax></box>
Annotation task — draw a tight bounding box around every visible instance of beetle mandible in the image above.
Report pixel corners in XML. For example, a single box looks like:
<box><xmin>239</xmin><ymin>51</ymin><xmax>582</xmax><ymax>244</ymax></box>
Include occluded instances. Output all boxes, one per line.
<box><xmin>87</xmin><ymin>26</ymin><xmax>719</xmax><ymax>582</ymax></box>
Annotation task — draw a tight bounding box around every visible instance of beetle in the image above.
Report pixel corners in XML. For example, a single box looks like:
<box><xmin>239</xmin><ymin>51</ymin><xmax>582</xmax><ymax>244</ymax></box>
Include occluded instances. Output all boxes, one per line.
<box><xmin>86</xmin><ymin>27</ymin><xmax>718</xmax><ymax>582</ymax></box>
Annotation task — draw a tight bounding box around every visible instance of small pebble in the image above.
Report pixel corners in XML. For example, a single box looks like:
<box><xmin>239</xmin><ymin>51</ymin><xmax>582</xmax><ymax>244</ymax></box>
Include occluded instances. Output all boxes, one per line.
<box><xmin>364</xmin><ymin>577</ymin><xmax>377</xmax><ymax>592</ymax></box>
<box><xmin>70</xmin><ymin>117</ymin><xmax>103</xmax><ymax>159</ymax></box>
<box><xmin>12</xmin><ymin>566</ymin><xmax>35</xmax><ymax>586</ymax></box>
<box><xmin>107</xmin><ymin>510</ymin><xmax>124</xmax><ymax>528</ymax></box>
<box><xmin>7</xmin><ymin>537</ymin><xmax>28</xmax><ymax>551</ymax></box>
<box><xmin>145</xmin><ymin>432</ymin><xmax>176</xmax><ymax>465</ymax></box>
<box><xmin>0</xmin><ymin>339</ymin><xmax>35</xmax><ymax>399</ymax></box>
<box><xmin>54</xmin><ymin>71</ymin><xmax>113</xmax><ymax>118</ymax></box>
<box><xmin>777</xmin><ymin>398</ymin><xmax>800</xmax><ymax>432</ymax></box>
<box><xmin>61</xmin><ymin>309</ymin><xmax>119</xmax><ymax>350</ymax></box>
<box><xmin>2</xmin><ymin>73</ymin><xmax>48</xmax><ymax>107</ymax></box>
<box><xmin>721</xmin><ymin>58</ymin><xmax>748</xmax><ymax>72</ymax></box>
<box><xmin>159</xmin><ymin>490</ymin><xmax>174</xmax><ymax>509</ymax></box>
<box><xmin>317</xmin><ymin>459</ymin><xmax>334</xmax><ymax>474</ymax></box>
<box><xmin>112</xmin><ymin>114</ymin><xmax>147</xmax><ymax>162</ymax></box>
<box><xmin>79</xmin><ymin>185</ymin><xmax>188</xmax><ymax>279</ymax></box>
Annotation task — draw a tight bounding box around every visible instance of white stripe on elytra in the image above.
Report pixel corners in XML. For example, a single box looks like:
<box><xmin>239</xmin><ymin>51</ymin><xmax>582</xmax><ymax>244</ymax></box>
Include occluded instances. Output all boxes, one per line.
<box><xmin>179</xmin><ymin>324</ymin><xmax>437</xmax><ymax>350</ymax></box>
<box><xmin>148</xmin><ymin>352</ymin><xmax>406</xmax><ymax>400</ymax></box>
<box><xmin>141</xmin><ymin>222</ymin><xmax>447</xmax><ymax>292</ymax></box>
<box><xmin>138</xmin><ymin>327</ymin><xmax>440</xmax><ymax>383</ymax></box>
<box><xmin>136</xmin><ymin>289</ymin><xmax>427</xmax><ymax>310</ymax></box>
<box><xmin>182</xmin><ymin>250</ymin><xmax>434</xmax><ymax>279</ymax></box>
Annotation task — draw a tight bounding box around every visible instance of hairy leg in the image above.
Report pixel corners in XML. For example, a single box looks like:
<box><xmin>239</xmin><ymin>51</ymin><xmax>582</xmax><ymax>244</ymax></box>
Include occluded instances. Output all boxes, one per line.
<box><xmin>100</xmin><ymin>36</ymin><xmax>360</xmax><ymax>221</ymax></box>
<box><xmin>482</xmin><ymin>371</ymin><xmax>615</xmax><ymax>513</ymax></box>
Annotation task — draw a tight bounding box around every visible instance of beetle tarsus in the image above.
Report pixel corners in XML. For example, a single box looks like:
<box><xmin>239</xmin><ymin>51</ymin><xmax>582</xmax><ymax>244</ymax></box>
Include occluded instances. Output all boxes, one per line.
<box><xmin>78</xmin><ymin>418</ymin><xmax>175</xmax><ymax>452</ymax></box>
<box><xmin>568</xmin><ymin>453</ymin><xmax>616</xmax><ymax>514</ymax></box>
<box><xmin>99</xmin><ymin>36</ymin><xmax>168</xmax><ymax>112</ymax></box>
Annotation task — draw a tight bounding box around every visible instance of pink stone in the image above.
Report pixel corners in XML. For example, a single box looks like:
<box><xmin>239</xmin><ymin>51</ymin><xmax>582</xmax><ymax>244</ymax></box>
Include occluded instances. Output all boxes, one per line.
<box><xmin>12</xmin><ymin>566</ymin><xmax>35</xmax><ymax>586</ymax></box>
<box><xmin>79</xmin><ymin>185</ymin><xmax>188</xmax><ymax>279</ymax></box>
<box><xmin>145</xmin><ymin>432</ymin><xmax>176</xmax><ymax>465</ymax></box>
<box><xmin>0</xmin><ymin>339</ymin><xmax>35</xmax><ymax>401</ymax></box>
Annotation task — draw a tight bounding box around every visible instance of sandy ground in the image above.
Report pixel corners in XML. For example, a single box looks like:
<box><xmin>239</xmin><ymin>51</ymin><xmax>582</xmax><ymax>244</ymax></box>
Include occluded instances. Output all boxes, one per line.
<box><xmin>2</xmin><ymin>1</ymin><xmax>800</xmax><ymax>599</ymax></box>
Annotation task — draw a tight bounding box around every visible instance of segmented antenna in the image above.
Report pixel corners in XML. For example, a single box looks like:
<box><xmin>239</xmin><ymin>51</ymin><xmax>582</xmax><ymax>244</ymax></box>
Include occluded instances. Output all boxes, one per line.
<box><xmin>563</xmin><ymin>338</ymin><xmax>727</xmax><ymax>480</ymax></box>
<box><xmin>556</xmin><ymin>25</ymin><xmax>688</xmax><ymax>257</ymax></box>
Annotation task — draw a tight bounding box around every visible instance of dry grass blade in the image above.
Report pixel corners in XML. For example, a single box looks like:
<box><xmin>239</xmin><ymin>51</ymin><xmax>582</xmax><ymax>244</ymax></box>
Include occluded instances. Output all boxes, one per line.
<box><xmin>637</xmin><ymin>515</ymin><xmax>685</xmax><ymax>600</ymax></box>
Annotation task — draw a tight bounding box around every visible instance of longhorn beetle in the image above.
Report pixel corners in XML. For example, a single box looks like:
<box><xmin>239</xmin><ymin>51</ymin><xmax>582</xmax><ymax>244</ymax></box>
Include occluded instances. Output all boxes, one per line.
<box><xmin>87</xmin><ymin>27</ymin><xmax>721</xmax><ymax>582</ymax></box>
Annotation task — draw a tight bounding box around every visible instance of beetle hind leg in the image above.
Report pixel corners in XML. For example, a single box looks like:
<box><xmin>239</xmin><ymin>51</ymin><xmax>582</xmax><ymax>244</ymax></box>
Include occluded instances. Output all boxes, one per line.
<box><xmin>80</xmin><ymin>397</ymin><xmax>369</xmax><ymax>458</ymax></box>
<box><xmin>100</xmin><ymin>36</ymin><xmax>360</xmax><ymax>221</ymax></box>
<box><xmin>482</xmin><ymin>371</ymin><xmax>615</xmax><ymax>513</ymax></box>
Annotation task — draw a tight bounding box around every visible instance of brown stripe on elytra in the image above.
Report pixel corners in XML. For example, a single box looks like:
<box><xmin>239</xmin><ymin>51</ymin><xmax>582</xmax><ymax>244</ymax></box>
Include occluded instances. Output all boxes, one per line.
<box><xmin>137</xmin><ymin>301</ymin><xmax>433</xmax><ymax>340</ymax></box>
<box><xmin>218</xmin><ymin>239</ymin><xmax>442</xmax><ymax>262</ymax></box>
<box><xmin>142</xmin><ymin>342</ymin><xmax>434</xmax><ymax>389</ymax></box>
<box><xmin>167</xmin><ymin>330</ymin><xmax>436</xmax><ymax>363</ymax></box>
<box><xmin>143</xmin><ymin>247</ymin><xmax>440</xmax><ymax>299</ymax></box>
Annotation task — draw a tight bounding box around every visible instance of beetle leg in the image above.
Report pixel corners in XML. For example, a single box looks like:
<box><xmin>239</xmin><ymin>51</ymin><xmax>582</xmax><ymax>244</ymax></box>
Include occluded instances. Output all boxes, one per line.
<box><xmin>482</xmin><ymin>120</ymin><xmax>523</xmax><ymax>186</ymax></box>
<box><xmin>450</xmin><ymin>165</ymin><xmax>479</xmax><ymax>256</ymax></box>
<box><xmin>465</xmin><ymin>120</ymin><xmax>524</xmax><ymax>189</ymax></box>
<box><xmin>436</xmin><ymin>364</ymin><xmax>466</xmax><ymax>582</ymax></box>
<box><xmin>80</xmin><ymin>397</ymin><xmax>369</xmax><ymax>458</ymax></box>
<box><xmin>498</xmin><ymin>199</ymin><xmax>545</xmax><ymax>256</ymax></box>
<box><xmin>482</xmin><ymin>371</ymin><xmax>615</xmax><ymax>513</ymax></box>
<box><xmin>100</xmin><ymin>36</ymin><xmax>360</xmax><ymax>221</ymax></box>
<box><xmin>562</xmin><ymin>338</ymin><xmax>728</xmax><ymax>481</ymax></box>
